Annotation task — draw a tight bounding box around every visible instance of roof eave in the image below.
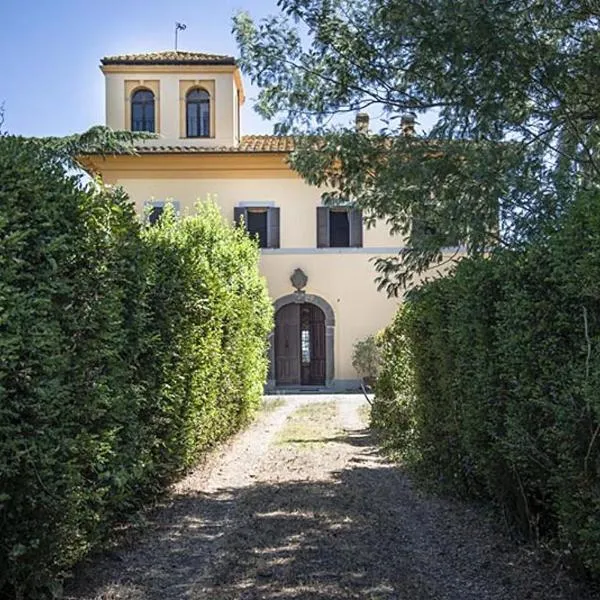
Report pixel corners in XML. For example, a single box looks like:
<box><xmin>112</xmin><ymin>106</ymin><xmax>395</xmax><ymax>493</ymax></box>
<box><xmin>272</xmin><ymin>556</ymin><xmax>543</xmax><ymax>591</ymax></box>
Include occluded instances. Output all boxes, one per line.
<box><xmin>100</xmin><ymin>58</ymin><xmax>236</xmax><ymax>67</ymax></box>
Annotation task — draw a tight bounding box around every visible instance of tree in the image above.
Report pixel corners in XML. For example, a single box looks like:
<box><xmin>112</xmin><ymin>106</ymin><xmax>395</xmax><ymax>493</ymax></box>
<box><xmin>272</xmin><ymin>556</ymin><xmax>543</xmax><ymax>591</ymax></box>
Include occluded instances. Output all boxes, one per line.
<box><xmin>0</xmin><ymin>109</ymin><xmax>153</xmax><ymax>177</ymax></box>
<box><xmin>233</xmin><ymin>0</ymin><xmax>600</xmax><ymax>294</ymax></box>
<box><xmin>40</xmin><ymin>126</ymin><xmax>155</xmax><ymax>173</ymax></box>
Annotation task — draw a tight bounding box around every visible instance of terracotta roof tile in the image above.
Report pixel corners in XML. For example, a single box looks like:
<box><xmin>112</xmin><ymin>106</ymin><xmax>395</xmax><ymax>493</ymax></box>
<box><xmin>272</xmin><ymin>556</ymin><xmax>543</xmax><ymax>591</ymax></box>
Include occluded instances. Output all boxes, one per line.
<box><xmin>135</xmin><ymin>135</ymin><xmax>297</xmax><ymax>154</ymax></box>
<box><xmin>101</xmin><ymin>51</ymin><xmax>235</xmax><ymax>66</ymax></box>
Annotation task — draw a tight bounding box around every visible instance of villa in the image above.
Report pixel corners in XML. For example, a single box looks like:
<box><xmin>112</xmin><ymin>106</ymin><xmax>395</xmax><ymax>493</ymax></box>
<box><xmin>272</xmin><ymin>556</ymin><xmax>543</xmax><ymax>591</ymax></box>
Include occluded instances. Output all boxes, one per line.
<box><xmin>83</xmin><ymin>50</ymin><xmax>408</xmax><ymax>390</ymax></box>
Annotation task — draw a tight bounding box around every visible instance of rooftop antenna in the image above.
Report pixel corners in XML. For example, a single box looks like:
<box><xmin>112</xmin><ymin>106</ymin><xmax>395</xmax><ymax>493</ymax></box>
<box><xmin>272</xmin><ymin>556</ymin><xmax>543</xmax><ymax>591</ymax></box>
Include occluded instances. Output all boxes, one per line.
<box><xmin>175</xmin><ymin>22</ymin><xmax>187</xmax><ymax>51</ymax></box>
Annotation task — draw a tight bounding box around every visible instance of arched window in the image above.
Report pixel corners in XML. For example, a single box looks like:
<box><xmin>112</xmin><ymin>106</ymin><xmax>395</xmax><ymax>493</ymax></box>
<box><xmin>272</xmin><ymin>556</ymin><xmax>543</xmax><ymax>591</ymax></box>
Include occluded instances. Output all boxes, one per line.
<box><xmin>131</xmin><ymin>89</ymin><xmax>155</xmax><ymax>132</ymax></box>
<box><xmin>186</xmin><ymin>88</ymin><xmax>210</xmax><ymax>137</ymax></box>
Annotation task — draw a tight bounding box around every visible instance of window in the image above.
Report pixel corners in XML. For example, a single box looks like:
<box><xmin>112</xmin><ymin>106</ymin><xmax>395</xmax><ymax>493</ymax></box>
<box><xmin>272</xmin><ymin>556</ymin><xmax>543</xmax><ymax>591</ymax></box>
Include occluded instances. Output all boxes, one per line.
<box><xmin>234</xmin><ymin>206</ymin><xmax>280</xmax><ymax>249</ymax></box>
<box><xmin>246</xmin><ymin>209</ymin><xmax>268</xmax><ymax>247</ymax></box>
<box><xmin>329</xmin><ymin>210</ymin><xmax>350</xmax><ymax>247</ymax></box>
<box><xmin>144</xmin><ymin>200</ymin><xmax>180</xmax><ymax>226</ymax></box>
<box><xmin>317</xmin><ymin>207</ymin><xmax>363</xmax><ymax>248</ymax></box>
<box><xmin>131</xmin><ymin>89</ymin><xmax>155</xmax><ymax>132</ymax></box>
<box><xmin>148</xmin><ymin>205</ymin><xmax>164</xmax><ymax>226</ymax></box>
<box><xmin>186</xmin><ymin>88</ymin><xmax>210</xmax><ymax>137</ymax></box>
<box><xmin>301</xmin><ymin>329</ymin><xmax>311</xmax><ymax>364</ymax></box>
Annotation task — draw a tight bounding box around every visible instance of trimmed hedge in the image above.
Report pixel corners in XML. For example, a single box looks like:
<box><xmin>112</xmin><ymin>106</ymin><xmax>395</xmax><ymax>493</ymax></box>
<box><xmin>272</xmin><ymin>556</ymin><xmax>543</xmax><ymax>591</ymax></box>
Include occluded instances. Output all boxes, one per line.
<box><xmin>0</xmin><ymin>136</ymin><xmax>272</xmax><ymax>598</ymax></box>
<box><xmin>373</xmin><ymin>190</ymin><xmax>600</xmax><ymax>577</ymax></box>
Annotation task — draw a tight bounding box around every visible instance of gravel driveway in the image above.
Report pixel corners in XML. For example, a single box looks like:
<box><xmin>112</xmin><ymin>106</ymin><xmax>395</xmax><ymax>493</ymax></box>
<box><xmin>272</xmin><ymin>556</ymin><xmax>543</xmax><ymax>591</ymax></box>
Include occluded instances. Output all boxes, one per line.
<box><xmin>65</xmin><ymin>395</ymin><xmax>596</xmax><ymax>600</ymax></box>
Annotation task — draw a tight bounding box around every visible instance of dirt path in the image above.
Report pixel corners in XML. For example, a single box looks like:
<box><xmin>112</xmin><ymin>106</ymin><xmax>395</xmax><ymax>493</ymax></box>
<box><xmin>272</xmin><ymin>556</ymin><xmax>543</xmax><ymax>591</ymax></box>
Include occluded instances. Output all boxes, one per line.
<box><xmin>66</xmin><ymin>395</ymin><xmax>595</xmax><ymax>600</ymax></box>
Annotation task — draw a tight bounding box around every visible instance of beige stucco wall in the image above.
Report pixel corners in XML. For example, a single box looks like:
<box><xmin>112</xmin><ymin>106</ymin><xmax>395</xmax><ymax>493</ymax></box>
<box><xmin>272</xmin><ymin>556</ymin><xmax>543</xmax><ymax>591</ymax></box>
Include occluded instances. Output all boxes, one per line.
<box><xmin>113</xmin><ymin>176</ymin><xmax>402</xmax><ymax>249</ymax></box>
<box><xmin>104</xmin><ymin>68</ymin><xmax>241</xmax><ymax>147</ymax></box>
<box><xmin>261</xmin><ymin>252</ymin><xmax>400</xmax><ymax>380</ymax></box>
<box><xmin>105</xmin><ymin>173</ymin><xmax>406</xmax><ymax>383</ymax></box>
<box><xmin>95</xmin><ymin>61</ymin><xmax>456</xmax><ymax>386</ymax></box>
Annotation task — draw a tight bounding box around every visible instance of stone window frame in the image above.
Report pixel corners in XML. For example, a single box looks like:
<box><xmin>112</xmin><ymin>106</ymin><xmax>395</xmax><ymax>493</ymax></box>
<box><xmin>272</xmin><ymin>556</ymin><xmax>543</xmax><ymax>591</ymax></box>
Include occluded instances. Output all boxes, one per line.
<box><xmin>125</xmin><ymin>80</ymin><xmax>160</xmax><ymax>133</ymax></box>
<box><xmin>143</xmin><ymin>199</ymin><xmax>180</xmax><ymax>226</ymax></box>
<box><xmin>316</xmin><ymin>206</ymin><xmax>363</xmax><ymax>248</ymax></box>
<box><xmin>179</xmin><ymin>80</ymin><xmax>216</xmax><ymax>139</ymax></box>
<box><xmin>234</xmin><ymin>202</ymin><xmax>280</xmax><ymax>249</ymax></box>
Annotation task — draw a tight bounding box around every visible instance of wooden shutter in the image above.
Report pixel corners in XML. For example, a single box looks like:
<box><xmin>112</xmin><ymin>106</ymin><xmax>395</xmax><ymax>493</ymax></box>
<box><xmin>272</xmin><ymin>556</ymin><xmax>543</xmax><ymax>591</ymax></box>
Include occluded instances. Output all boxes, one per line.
<box><xmin>317</xmin><ymin>207</ymin><xmax>330</xmax><ymax>248</ymax></box>
<box><xmin>234</xmin><ymin>206</ymin><xmax>247</xmax><ymax>227</ymax></box>
<box><xmin>349</xmin><ymin>209</ymin><xmax>363</xmax><ymax>247</ymax></box>
<box><xmin>267</xmin><ymin>207</ymin><xmax>280</xmax><ymax>248</ymax></box>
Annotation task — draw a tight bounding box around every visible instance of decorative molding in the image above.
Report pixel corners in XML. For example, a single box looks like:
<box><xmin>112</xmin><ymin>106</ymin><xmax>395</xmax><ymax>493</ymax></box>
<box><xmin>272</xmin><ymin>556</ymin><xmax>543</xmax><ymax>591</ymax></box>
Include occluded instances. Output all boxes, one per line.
<box><xmin>290</xmin><ymin>268</ymin><xmax>308</xmax><ymax>292</ymax></box>
<box><xmin>103</xmin><ymin>65</ymin><xmax>244</xmax><ymax>104</ymax></box>
<box><xmin>262</xmin><ymin>247</ymin><xmax>405</xmax><ymax>255</ymax></box>
<box><xmin>262</xmin><ymin>246</ymin><xmax>465</xmax><ymax>255</ymax></box>
<box><xmin>238</xmin><ymin>200</ymin><xmax>276</xmax><ymax>207</ymax></box>
<box><xmin>143</xmin><ymin>199</ymin><xmax>180</xmax><ymax>207</ymax></box>
<box><xmin>273</xmin><ymin>292</ymin><xmax>335</xmax><ymax>326</ymax></box>
<box><xmin>84</xmin><ymin>153</ymin><xmax>296</xmax><ymax>180</ymax></box>
<box><xmin>179</xmin><ymin>79</ymin><xmax>216</xmax><ymax>139</ymax></box>
<box><xmin>124</xmin><ymin>79</ymin><xmax>160</xmax><ymax>133</ymax></box>
<box><xmin>142</xmin><ymin>199</ymin><xmax>180</xmax><ymax>216</ymax></box>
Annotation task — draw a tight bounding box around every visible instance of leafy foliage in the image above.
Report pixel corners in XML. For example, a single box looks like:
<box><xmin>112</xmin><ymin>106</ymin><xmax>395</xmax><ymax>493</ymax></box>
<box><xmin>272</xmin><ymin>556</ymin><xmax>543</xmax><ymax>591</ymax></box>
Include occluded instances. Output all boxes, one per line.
<box><xmin>140</xmin><ymin>203</ymin><xmax>273</xmax><ymax>473</ymax></box>
<box><xmin>233</xmin><ymin>1</ymin><xmax>600</xmax><ymax>291</ymax></box>
<box><xmin>0</xmin><ymin>136</ymin><xmax>272</xmax><ymax>598</ymax></box>
<box><xmin>372</xmin><ymin>191</ymin><xmax>600</xmax><ymax>577</ymax></box>
<box><xmin>41</xmin><ymin>125</ymin><xmax>155</xmax><ymax>172</ymax></box>
<box><xmin>351</xmin><ymin>334</ymin><xmax>382</xmax><ymax>381</ymax></box>
<box><xmin>371</xmin><ymin>307</ymin><xmax>418</xmax><ymax>458</ymax></box>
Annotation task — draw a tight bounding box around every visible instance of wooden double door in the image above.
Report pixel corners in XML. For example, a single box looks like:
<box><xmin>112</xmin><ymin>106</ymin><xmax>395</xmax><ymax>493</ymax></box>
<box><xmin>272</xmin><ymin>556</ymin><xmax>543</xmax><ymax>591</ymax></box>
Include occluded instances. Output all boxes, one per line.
<box><xmin>275</xmin><ymin>303</ymin><xmax>326</xmax><ymax>386</ymax></box>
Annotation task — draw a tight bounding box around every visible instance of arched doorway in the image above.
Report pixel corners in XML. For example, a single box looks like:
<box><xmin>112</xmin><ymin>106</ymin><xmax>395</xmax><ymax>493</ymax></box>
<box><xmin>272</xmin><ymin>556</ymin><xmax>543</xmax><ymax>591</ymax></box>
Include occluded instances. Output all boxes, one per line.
<box><xmin>275</xmin><ymin>303</ymin><xmax>326</xmax><ymax>386</ymax></box>
<box><xmin>270</xmin><ymin>293</ymin><xmax>335</xmax><ymax>388</ymax></box>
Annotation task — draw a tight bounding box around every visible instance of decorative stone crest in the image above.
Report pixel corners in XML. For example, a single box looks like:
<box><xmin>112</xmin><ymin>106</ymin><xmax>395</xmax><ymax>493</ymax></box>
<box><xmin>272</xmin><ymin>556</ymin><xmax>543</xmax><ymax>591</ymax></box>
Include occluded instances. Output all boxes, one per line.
<box><xmin>290</xmin><ymin>268</ymin><xmax>308</xmax><ymax>292</ymax></box>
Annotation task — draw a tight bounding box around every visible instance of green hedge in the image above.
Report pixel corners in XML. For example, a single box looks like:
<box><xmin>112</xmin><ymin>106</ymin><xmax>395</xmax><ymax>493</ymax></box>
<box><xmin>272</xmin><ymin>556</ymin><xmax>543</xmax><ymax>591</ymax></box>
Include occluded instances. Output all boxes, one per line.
<box><xmin>0</xmin><ymin>136</ymin><xmax>272</xmax><ymax>598</ymax></box>
<box><xmin>373</xmin><ymin>191</ymin><xmax>600</xmax><ymax>577</ymax></box>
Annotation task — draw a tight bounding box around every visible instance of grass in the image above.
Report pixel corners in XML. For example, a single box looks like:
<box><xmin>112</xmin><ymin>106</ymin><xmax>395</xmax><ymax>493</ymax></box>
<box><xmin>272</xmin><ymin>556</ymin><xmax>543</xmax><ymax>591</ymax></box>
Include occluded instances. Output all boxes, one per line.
<box><xmin>276</xmin><ymin>401</ymin><xmax>339</xmax><ymax>448</ymax></box>
<box><xmin>260</xmin><ymin>396</ymin><xmax>286</xmax><ymax>413</ymax></box>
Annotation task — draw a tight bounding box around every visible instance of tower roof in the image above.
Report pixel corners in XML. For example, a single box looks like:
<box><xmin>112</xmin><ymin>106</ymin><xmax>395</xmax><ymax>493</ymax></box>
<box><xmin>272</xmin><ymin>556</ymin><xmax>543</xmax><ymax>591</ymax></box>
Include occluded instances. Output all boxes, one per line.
<box><xmin>101</xmin><ymin>51</ymin><xmax>236</xmax><ymax>66</ymax></box>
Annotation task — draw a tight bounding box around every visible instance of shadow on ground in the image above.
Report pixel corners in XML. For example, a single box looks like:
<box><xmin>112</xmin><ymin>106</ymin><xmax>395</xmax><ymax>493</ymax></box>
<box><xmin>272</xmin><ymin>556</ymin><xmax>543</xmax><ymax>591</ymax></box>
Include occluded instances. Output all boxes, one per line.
<box><xmin>65</xmin><ymin>429</ymin><xmax>596</xmax><ymax>600</ymax></box>
<box><xmin>283</xmin><ymin>429</ymin><xmax>375</xmax><ymax>449</ymax></box>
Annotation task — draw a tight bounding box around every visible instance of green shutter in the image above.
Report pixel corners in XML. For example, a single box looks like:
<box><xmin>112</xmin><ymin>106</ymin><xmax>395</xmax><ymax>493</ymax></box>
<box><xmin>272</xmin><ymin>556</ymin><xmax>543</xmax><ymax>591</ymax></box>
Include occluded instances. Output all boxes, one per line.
<box><xmin>349</xmin><ymin>209</ymin><xmax>363</xmax><ymax>247</ymax></box>
<box><xmin>267</xmin><ymin>207</ymin><xmax>280</xmax><ymax>248</ymax></box>
<box><xmin>317</xmin><ymin>207</ymin><xmax>330</xmax><ymax>248</ymax></box>
<box><xmin>234</xmin><ymin>206</ymin><xmax>247</xmax><ymax>227</ymax></box>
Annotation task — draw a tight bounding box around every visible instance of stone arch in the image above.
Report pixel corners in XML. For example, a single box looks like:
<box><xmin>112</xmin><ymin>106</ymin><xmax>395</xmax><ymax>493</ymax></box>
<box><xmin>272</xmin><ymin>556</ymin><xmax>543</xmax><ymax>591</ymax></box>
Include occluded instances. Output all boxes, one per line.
<box><xmin>273</xmin><ymin>292</ymin><xmax>335</xmax><ymax>326</ymax></box>
<box><xmin>268</xmin><ymin>291</ymin><xmax>335</xmax><ymax>387</ymax></box>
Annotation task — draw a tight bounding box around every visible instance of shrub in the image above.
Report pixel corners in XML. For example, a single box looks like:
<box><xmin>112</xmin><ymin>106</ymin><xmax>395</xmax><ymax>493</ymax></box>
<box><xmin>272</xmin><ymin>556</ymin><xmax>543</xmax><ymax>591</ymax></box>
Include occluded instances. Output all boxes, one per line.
<box><xmin>140</xmin><ymin>202</ymin><xmax>272</xmax><ymax>474</ymax></box>
<box><xmin>372</xmin><ymin>190</ymin><xmax>600</xmax><ymax>577</ymax></box>
<box><xmin>351</xmin><ymin>334</ymin><xmax>383</xmax><ymax>383</ymax></box>
<box><xmin>0</xmin><ymin>136</ymin><xmax>272</xmax><ymax>598</ymax></box>
<box><xmin>371</xmin><ymin>307</ymin><xmax>418</xmax><ymax>458</ymax></box>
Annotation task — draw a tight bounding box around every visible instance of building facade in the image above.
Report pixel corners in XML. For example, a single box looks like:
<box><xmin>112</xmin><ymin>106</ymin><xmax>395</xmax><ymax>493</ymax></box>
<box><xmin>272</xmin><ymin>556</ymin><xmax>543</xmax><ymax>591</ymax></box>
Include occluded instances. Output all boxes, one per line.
<box><xmin>85</xmin><ymin>51</ymin><xmax>410</xmax><ymax>390</ymax></box>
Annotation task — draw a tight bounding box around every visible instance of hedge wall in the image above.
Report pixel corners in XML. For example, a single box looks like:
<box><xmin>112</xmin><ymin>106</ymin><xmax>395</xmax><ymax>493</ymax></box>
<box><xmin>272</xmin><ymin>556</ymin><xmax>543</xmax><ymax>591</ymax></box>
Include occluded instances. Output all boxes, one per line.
<box><xmin>0</xmin><ymin>136</ymin><xmax>272</xmax><ymax>598</ymax></box>
<box><xmin>373</xmin><ymin>190</ymin><xmax>600</xmax><ymax>577</ymax></box>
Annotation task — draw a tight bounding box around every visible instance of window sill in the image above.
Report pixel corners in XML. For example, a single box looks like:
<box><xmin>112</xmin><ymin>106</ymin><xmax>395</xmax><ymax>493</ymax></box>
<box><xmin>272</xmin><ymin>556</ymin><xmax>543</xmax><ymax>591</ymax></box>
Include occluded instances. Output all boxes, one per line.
<box><xmin>262</xmin><ymin>247</ymin><xmax>391</xmax><ymax>255</ymax></box>
<box><xmin>260</xmin><ymin>246</ymin><xmax>467</xmax><ymax>255</ymax></box>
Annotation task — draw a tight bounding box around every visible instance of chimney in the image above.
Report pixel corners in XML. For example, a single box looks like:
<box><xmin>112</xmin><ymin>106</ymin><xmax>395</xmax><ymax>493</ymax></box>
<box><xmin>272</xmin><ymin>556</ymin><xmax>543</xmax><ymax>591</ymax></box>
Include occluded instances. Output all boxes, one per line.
<box><xmin>355</xmin><ymin>112</ymin><xmax>369</xmax><ymax>134</ymax></box>
<box><xmin>401</xmin><ymin>112</ymin><xmax>416</xmax><ymax>136</ymax></box>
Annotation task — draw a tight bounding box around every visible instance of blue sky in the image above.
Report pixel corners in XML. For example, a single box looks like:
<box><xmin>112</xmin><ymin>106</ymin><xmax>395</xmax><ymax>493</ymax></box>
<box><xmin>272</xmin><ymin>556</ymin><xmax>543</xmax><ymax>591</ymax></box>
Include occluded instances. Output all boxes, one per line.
<box><xmin>0</xmin><ymin>1</ymin><xmax>437</xmax><ymax>138</ymax></box>
<box><xmin>0</xmin><ymin>0</ymin><xmax>283</xmax><ymax>137</ymax></box>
